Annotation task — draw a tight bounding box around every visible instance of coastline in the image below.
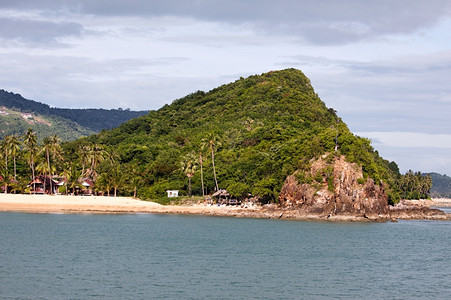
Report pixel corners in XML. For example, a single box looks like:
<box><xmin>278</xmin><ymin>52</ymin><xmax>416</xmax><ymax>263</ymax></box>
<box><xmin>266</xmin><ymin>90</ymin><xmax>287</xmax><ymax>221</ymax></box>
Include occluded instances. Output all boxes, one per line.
<box><xmin>0</xmin><ymin>194</ymin><xmax>450</xmax><ymax>221</ymax></box>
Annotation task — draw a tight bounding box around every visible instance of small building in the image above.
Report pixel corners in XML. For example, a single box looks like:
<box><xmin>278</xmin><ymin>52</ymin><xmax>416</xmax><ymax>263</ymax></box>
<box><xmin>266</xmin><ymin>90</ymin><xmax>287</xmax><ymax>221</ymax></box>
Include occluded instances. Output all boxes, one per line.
<box><xmin>29</xmin><ymin>176</ymin><xmax>58</xmax><ymax>194</ymax></box>
<box><xmin>212</xmin><ymin>189</ymin><xmax>230</xmax><ymax>204</ymax></box>
<box><xmin>80</xmin><ymin>179</ymin><xmax>94</xmax><ymax>195</ymax></box>
<box><xmin>166</xmin><ymin>190</ymin><xmax>179</xmax><ymax>198</ymax></box>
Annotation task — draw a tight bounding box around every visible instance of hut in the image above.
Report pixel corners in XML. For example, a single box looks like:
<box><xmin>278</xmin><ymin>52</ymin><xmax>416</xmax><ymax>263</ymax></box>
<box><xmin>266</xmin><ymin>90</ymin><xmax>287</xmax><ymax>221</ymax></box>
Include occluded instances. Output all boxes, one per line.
<box><xmin>29</xmin><ymin>176</ymin><xmax>58</xmax><ymax>194</ymax></box>
<box><xmin>211</xmin><ymin>189</ymin><xmax>230</xmax><ymax>204</ymax></box>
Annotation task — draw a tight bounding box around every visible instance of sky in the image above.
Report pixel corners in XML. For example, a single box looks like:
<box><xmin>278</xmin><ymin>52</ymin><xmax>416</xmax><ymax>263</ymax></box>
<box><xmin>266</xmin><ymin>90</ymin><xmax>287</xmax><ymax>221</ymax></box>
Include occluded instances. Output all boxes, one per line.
<box><xmin>0</xmin><ymin>0</ymin><xmax>450</xmax><ymax>176</ymax></box>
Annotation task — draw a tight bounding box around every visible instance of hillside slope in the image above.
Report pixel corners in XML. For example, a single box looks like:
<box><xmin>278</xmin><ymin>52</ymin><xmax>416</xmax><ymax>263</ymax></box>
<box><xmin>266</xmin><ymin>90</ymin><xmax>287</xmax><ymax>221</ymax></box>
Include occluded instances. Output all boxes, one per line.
<box><xmin>0</xmin><ymin>89</ymin><xmax>148</xmax><ymax>139</ymax></box>
<box><xmin>428</xmin><ymin>173</ymin><xmax>451</xmax><ymax>198</ymax></box>
<box><xmin>75</xmin><ymin>69</ymin><xmax>399</xmax><ymax>201</ymax></box>
<box><xmin>0</xmin><ymin>106</ymin><xmax>95</xmax><ymax>141</ymax></box>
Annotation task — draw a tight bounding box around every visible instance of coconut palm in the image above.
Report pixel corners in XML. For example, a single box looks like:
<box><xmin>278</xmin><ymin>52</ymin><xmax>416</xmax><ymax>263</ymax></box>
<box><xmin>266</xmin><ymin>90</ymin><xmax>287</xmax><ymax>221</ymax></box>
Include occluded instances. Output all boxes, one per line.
<box><xmin>201</xmin><ymin>133</ymin><xmax>221</xmax><ymax>192</ymax></box>
<box><xmin>23</xmin><ymin>128</ymin><xmax>38</xmax><ymax>191</ymax></box>
<box><xmin>0</xmin><ymin>169</ymin><xmax>13</xmax><ymax>194</ymax></box>
<box><xmin>62</xmin><ymin>164</ymin><xmax>82</xmax><ymax>195</ymax></box>
<box><xmin>7</xmin><ymin>135</ymin><xmax>21</xmax><ymax>180</ymax></box>
<box><xmin>0</xmin><ymin>137</ymin><xmax>8</xmax><ymax>169</ymax></box>
<box><xmin>88</xmin><ymin>144</ymin><xmax>106</xmax><ymax>180</ymax></box>
<box><xmin>39</xmin><ymin>135</ymin><xmax>62</xmax><ymax>194</ymax></box>
<box><xmin>78</xmin><ymin>144</ymin><xmax>91</xmax><ymax>177</ymax></box>
<box><xmin>181</xmin><ymin>151</ymin><xmax>198</xmax><ymax>197</ymax></box>
<box><xmin>199</xmin><ymin>151</ymin><xmax>205</xmax><ymax>199</ymax></box>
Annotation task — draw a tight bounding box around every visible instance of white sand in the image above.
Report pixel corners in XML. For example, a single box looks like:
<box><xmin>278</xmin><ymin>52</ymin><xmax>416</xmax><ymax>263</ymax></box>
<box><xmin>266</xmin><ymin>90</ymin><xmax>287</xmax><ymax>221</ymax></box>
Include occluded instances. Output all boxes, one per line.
<box><xmin>0</xmin><ymin>193</ymin><xmax>238</xmax><ymax>215</ymax></box>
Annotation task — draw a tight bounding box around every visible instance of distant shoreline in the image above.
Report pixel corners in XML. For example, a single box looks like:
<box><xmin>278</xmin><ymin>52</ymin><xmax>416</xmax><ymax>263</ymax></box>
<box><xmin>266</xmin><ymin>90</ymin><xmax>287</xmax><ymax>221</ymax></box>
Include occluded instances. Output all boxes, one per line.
<box><xmin>0</xmin><ymin>194</ymin><xmax>449</xmax><ymax>221</ymax></box>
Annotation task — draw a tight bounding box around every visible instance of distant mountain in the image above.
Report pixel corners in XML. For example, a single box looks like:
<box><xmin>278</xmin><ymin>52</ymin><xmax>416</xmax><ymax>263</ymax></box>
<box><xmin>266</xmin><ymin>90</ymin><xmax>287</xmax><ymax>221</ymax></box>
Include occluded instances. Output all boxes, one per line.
<box><xmin>427</xmin><ymin>173</ymin><xmax>451</xmax><ymax>198</ymax></box>
<box><xmin>0</xmin><ymin>89</ymin><xmax>148</xmax><ymax>140</ymax></box>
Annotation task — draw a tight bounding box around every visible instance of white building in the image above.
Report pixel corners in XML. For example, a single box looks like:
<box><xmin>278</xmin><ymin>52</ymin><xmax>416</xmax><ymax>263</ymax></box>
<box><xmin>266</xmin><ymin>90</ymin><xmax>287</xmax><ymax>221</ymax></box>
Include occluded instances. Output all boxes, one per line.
<box><xmin>166</xmin><ymin>190</ymin><xmax>179</xmax><ymax>197</ymax></box>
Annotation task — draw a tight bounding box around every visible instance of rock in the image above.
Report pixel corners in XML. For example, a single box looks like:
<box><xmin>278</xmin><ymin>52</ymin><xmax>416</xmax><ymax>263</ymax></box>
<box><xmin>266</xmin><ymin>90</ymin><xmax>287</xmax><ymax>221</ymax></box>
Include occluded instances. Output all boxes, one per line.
<box><xmin>279</xmin><ymin>155</ymin><xmax>389</xmax><ymax>219</ymax></box>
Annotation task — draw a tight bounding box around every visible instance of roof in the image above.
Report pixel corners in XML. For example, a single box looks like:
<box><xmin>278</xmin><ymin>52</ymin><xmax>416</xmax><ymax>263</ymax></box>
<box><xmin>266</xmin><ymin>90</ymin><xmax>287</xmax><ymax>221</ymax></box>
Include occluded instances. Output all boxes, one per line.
<box><xmin>212</xmin><ymin>189</ymin><xmax>229</xmax><ymax>197</ymax></box>
<box><xmin>81</xmin><ymin>179</ymin><xmax>94</xmax><ymax>187</ymax></box>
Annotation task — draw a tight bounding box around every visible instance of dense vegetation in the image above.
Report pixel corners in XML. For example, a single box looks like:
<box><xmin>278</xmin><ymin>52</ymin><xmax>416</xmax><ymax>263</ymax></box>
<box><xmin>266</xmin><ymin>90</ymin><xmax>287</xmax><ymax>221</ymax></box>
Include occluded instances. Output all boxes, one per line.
<box><xmin>0</xmin><ymin>108</ymin><xmax>95</xmax><ymax>141</ymax></box>
<box><xmin>0</xmin><ymin>89</ymin><xmax>148</xmax><ymax>137</ymax></box>
<box><xmin>427</xmin><ymin>173</ymin><xmax>451</xmax><ymax>198</ymax></box>
<box><xmin>0</xmin><ymin>69</ymin><xmax>434</xmax><ymax>203</ymax></box>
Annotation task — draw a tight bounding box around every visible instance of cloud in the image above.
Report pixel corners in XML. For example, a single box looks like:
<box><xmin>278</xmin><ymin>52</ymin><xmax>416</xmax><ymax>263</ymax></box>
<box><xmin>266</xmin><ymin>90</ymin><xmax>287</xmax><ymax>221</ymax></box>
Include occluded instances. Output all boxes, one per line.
<box><xmin>279</xmin><ymin>50</ymin><xmax>451</xmax><ymax>135</ymax></box>
<box><xmin>0</xmin><ymin>17</ymin><xmax>84</xmax><ymax>46</ymax></box>
<box><xmin>356</xmin><ymin>132</ymin><xmax>451</xmax><ymax>149</ymax></box>
<box><xmin>2</xmin><ymin>0</ymin><xmax>451</xmax><ymax>45</ymax></box>
<box><xmin>354</xmin><ymin>132</ymin><xmax>451</xmax><ymax>174</ymax></box>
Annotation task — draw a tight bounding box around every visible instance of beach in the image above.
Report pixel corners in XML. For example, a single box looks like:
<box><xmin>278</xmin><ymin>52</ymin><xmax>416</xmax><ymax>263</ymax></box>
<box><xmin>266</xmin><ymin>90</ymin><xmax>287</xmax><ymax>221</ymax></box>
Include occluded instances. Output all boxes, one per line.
<box><xmin>1</xmin><ymin>194</ymin><xmax>450</xmax><ymax>221</ymax></box>
<box><xmin>0</xmin><ymin>193</ymin><xmax>254</xmax><ymax>216</ymax></box>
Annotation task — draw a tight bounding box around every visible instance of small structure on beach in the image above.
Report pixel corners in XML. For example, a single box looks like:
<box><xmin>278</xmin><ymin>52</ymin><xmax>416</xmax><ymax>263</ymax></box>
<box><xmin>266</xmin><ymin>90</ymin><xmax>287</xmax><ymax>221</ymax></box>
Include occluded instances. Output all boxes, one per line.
<box><xmin>212</xmin><ymin>189</ymin><xmax>230</xmax><ymax>204</ymax></box>
<box><xmin>166</xmin><ymin>190</ymin><xmax>179</xmax><ymax>197</ymax></box>
<box><xmin>29</xmin><ymin>176</ymin><xmax>58</xmax><ymax>194</ymax></box>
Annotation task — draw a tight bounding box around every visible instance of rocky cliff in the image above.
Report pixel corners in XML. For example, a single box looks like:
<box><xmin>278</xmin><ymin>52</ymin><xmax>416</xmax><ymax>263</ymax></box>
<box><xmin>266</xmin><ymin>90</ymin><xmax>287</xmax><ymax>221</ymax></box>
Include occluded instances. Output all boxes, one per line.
<box><xmin>279</xmin><ymin>154</ymin><xmax>390</xmax><ymax>220</ymax></box>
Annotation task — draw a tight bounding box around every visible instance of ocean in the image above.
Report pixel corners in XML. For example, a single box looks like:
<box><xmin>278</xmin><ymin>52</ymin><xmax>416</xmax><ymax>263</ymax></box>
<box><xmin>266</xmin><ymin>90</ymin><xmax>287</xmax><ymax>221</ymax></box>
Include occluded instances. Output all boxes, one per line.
<box><xmin>0</xmin><ymin>212</ymin><xmax>450</xmax><ymax>299</ymax></box>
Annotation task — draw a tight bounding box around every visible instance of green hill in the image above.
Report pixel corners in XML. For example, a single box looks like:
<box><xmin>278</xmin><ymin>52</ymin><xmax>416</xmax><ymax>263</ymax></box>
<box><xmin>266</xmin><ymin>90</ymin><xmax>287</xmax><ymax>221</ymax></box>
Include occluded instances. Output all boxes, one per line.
<box><xmin>71</xmin><ymin>69</ymin><xmax>400</xmax><ymax>202</ymax></box>
<box><xmin>427</xmin><ymin>173</ymin><xmax>451</xmax><ymax>198</ymax></box>
<box><xmin>0</xmin><ymin>89</ymin><xmax>148</xmax><ymax>140</ymax></box>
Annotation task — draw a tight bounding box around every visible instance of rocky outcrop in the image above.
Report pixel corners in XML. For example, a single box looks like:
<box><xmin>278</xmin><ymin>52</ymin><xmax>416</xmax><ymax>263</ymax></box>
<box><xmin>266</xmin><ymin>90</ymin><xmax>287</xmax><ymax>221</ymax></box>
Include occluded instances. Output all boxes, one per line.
<box><xmin>279</xmin><ymin>155</ymin><xmax>389</xmax><ymax>220</ymax></box>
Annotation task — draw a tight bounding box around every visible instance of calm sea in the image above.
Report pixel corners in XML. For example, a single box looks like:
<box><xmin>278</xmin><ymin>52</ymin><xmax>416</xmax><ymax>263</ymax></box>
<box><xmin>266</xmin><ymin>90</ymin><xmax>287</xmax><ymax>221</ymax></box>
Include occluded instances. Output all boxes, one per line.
<box><xmin>0</xmin><ymin>212</ymin><xmax>450</xmax><ymax>299</ymax></box>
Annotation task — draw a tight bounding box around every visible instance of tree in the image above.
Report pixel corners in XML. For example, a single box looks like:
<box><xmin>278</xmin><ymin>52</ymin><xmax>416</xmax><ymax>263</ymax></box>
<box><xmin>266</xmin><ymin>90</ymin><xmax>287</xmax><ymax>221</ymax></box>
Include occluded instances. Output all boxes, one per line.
<box><xmin>78</xmin><ymin>144</ymin><xmax>91</xmax><ymax>177</ymax></box>
<box><xmin>201</xmin><ymin>133</ymin><xmax>221</xmax><ymax>192</ymax></box>
<box><xmin>23</xmin><ymin>128</ymin><xmax>38</xmax><ymax>191</ymax></box>
<box><xmin>61</xmin><ymin>163</ymin><xmax>82</xmax><ymax>195</ymax></box>
<box><xmin>0</xmin><ymin>169</ymin><xmax>13</xmax><ymax>194</ymax></box>
<box><xmin>40</xmin><ymin>135</ymin><xmax>62</xmax><ymax>194</ymax></box>
<box><xmin>0</xmin><ymin>137</ymin><xmax>8</xmax><ymax>170</ymax></box>
<box><xmin>199</xmin><ymin>151</ymin><xmax>205</xmax><ymax>199</ymax></box>
<box><xmin>126</xmin><ymin>164</ymin><xmax>142</xmax><ymax>198</ymax></box>
<box><xmin>7</xmin><ymin>135</ymin><xmax>21</xmax><ymax>180</ymax></box>
<box><xmin>88</xmin><ymin>144</ymin><xmax>106</xmax><ymax>180</ymax></box>
<box><xmin>181</xmin><ymin>151</ymin><xmax>198</xmax><ymax>197</ymax></box>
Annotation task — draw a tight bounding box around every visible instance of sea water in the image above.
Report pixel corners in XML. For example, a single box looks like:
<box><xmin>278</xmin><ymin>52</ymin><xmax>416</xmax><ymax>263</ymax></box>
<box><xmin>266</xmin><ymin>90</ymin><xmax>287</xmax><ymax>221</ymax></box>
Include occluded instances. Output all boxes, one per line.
<box><xmin>0</xmin><ymin>212</ymin><xmax>449</xmax><ymax>299</ymax></box>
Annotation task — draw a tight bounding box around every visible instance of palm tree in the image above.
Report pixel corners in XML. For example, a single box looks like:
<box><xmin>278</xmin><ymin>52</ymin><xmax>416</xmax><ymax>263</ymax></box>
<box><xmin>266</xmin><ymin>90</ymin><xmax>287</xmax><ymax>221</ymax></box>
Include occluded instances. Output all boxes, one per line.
<box><xmin>88</xmin><ymin>144</ymin><xmax>106</xmax><ymax>180</ymax></box>
<box><xmin>0</xmin><ymin>169</ymin><xmax>13</xmax><ymax>194</ymax></box>
<box><xmin>97</xmin><ymin>172</ymin><xmax>113</xmax><ymax>196</ymax></box>
<box><xmin>23</xmin><ymin>128</ymin><xmax>38</xmax><ymax>191</ymax></box>
<box><xmin>7</xmin><ymin>135</ymin><xmax>21</xmax><ymax>180</ymax></box>
<box><xmin>62</xmin><ymin>164</ymin><xmax>82</xmax><ymax>195</ymax></box>
<box><xmin>126</xmin><ymin>164</ymin><xmax>142</xmax><ymax>198</ymax></box>
<box><xmin>111</xmin><ymin>165</ymin><xmax>123</xmax><ymax>197</ymax></box>
<box><xmin>1</xmin><ymin>137</ymin><xmax>9</xmax><ymax>170</ymax></box>
<box><xmin>40</xmin><ymin>135</ymin><xmax>62</xmax><ymax>194</ymax></box>
<box><xmin>78</xmin><ymin>144</ymin><xmax>91</xmax><ymax>177</ymax></box>
<box><xmin>181</xmin><ymin>151</ymin><xmax>198</xmax><ymax>197</ymax></box>
<box><xmin>201</xmin><ymin>133</ymin><xmax>221</xmax><ymax>192</ymax></box>
<box><xmin>199</xmin><ymin>151</ymin><xmax>205</xmax><ymax>199</ymax></box>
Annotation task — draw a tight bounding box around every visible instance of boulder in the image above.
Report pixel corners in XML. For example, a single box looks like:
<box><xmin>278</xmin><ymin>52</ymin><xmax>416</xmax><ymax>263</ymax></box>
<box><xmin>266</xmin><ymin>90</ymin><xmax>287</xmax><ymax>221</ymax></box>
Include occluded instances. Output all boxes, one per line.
<box><xmin>279</xmin><ymin>155</ymin><xmax>389</xmax><ymax>219</ymax></box>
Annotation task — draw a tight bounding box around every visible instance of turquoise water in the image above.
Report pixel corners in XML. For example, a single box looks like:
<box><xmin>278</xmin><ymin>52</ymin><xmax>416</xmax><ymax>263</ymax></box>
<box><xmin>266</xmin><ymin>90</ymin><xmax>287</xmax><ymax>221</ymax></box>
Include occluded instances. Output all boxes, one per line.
<box><xmin>0</xmin><ymin>212</ymin><xmax>450</xmax><ymax>299</ymax></box>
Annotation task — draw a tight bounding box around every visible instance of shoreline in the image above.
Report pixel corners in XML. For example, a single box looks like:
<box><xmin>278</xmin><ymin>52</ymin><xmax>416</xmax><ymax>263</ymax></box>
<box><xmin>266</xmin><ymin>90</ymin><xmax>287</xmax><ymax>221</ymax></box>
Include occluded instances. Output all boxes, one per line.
<box><xmin>0</xmin><ymin>194</ymin><xmax>450</xmax><ymax>221</ymax></box>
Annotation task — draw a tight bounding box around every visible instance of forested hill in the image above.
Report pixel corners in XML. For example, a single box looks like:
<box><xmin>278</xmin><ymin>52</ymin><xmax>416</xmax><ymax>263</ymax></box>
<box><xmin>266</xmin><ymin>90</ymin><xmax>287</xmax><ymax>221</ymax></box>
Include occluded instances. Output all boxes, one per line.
<box><xmin>72</xmin><ymin>68</ymin><xmax>401</xmax><ymax>201</ymax></box>
<box><xmin>0</xmin><ymin>89</ymin><xmax>148</xmax><ymax>133</ymax></box>
<box><xmin>427</xmin><ymin>173</ymin><xmax>451</xmax><ymax>198</ymax></box>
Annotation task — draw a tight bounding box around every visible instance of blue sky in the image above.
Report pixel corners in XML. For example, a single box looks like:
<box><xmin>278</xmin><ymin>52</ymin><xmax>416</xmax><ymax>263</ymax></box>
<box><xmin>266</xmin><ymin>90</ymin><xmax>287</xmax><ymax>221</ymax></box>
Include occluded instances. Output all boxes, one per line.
<box><xmin>0</xmin><ymin>0</ymin><xmax>450</xmax><ymax>175</ymax></box>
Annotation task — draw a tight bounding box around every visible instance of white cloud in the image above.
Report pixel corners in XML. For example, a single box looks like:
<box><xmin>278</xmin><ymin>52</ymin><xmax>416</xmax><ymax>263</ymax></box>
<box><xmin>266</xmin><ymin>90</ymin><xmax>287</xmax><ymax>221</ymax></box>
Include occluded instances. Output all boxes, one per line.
<box><xmin>356</xmin><ymin>132</ymin><xmax>451</xmax><ymax>148</ymax></box>
<box><xmin>0</xmin><ymin>1</ymin><xmax>451</xmax><ymax>175</ymax></box>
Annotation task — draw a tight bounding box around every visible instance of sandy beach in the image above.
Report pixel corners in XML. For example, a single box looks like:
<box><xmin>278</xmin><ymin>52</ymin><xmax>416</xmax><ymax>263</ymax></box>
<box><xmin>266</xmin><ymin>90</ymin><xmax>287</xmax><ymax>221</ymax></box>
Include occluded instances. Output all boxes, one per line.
<box><xmin>1</xmin><ymin>194</ymin><xmax>450</xmax><ymax>221</ymax></box>
<box><xmin>0</xmin><ymin>193</ymin><xmax>253</xmax><ymax>216</ymax></box>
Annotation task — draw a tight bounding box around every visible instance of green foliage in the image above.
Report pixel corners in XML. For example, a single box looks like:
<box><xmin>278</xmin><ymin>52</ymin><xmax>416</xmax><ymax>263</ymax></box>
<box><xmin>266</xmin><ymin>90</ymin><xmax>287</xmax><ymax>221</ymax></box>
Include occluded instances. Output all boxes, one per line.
<box><xmin>0</xmin><ymin>89</ymin><xmax>148</xmax><ymax>140</ymax></box>
<box><xmin>227</xmin><ymin>182</ymin><xmax>250</xmax><ymax>199</ymax></box>
<box><xmin>0</xmin><ymin>69</ymin><xmax>411</xmax><ymax>202</ymax></box>
<box><xmin>395</xmin><ymin>170</ymin><xmax>432</xmax><ymax>200</ymax></box>
<box><xmin>428</xmin><ymin>172</ymin><xmax>451</xmax><ymax>198</ymax></box>
<box><xmin>62</xmin><ymin>69</ymin><xmax>405</xmax><ymax>201</ymax></box>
